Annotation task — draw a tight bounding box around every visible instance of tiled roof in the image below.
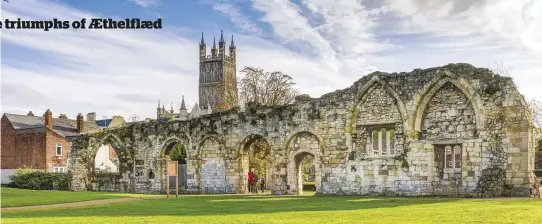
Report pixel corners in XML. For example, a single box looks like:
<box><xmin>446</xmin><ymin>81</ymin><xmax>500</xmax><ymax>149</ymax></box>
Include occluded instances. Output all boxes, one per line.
<box><xmin>3</xmin><ymin>113</ymin><xmax>101</xmax><ymax>137</ymax></box>
<box><xmin>95</xmin><ymin>119</ymin><xmax>112</xmax><ymax>128</ymax></box>
<box><xmin>157</xmin><ymin>118</ymin><xmax>170</xmax><ymax>122</ymax></box>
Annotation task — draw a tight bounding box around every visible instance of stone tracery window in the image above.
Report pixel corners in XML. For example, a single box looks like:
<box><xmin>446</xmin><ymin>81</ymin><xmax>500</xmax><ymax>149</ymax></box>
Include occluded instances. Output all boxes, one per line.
<box><xmin>367</xmin><ymin>125</ymin><xmax>396</xmax><ymax>156</ymax></box>
<box><xmin>436</xmin><ymin>144</ymin><xmax>462</xmax><ymax>169</ymax></box>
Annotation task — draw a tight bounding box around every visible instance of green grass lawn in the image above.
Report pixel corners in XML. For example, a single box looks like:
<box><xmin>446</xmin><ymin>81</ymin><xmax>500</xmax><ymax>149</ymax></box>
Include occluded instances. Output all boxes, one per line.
<box><xmin>0</xmin><ymin>187</ymin><xmax>155</xmax><ymax>208</ymax></box>
<box><xmin>1</xmin><ymin>189</ymin><xmax>541</xmax><ymax>224</ymax></box>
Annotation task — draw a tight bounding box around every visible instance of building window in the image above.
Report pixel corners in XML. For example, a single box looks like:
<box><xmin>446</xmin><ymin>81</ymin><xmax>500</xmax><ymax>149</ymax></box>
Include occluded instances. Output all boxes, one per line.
<box><xmin>444</xmin><ymin>145</ymin><xmax>462</xmax><ymax>168</ymax></box>
<box><xmin>56</xmin><ymin>143</ymin><xmax>62</xmax><ymax>156</ymax></box>
<box><xmin>53</xmin><ymin>167</ymin><xmax>65</xmax><ymax>173</ymax></box>
<box><xmin>437</xmin><ymin>144</ymin><xmax>462</xmax><ymax>169</ymax></box>
<box><xmin>367</xmin><ymin>127</ymin><xmax>396</xmax><ymax>156</ymax></box>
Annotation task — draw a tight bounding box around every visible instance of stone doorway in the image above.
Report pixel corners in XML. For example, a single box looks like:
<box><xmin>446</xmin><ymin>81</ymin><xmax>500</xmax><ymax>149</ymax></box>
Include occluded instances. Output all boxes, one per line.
<box><xmin>239</xmin><ymin>134</ymin><xmax>271</xmax><ymax>194</ymax></box>
<box><xmin>160</xmin><ymin>142</ymin><xmax>187</xmax><ymax>193</ymax></box>
<box><xmin>293</xmin><ymin>152</ymin><xmax>316</xmax><ymax>195</ymax></box>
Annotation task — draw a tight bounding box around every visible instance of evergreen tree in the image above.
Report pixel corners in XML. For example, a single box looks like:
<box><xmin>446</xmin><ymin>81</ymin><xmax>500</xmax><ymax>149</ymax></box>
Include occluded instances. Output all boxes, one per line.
<box><xmin>169</xmin><ymin>143</ymin><xmax>187</xmax><ymax>164</ymax></box>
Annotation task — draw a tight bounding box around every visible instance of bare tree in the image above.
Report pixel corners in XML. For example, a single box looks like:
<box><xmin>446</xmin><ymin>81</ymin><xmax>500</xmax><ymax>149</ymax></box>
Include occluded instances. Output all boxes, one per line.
<box><xmin>235</xmin><ymin>66</ymin><xmax>299</xmax><ymax>176</ymax></box>
<box><xmin>219</xmin><ymin>68</ymin><xmax>240</xmax><ymax>111</ymax></box>
<box><xmin>237</xmin><ymin>66</ymin><xmax>298</xmax><ymax>107</ymax></box>
<box><xmin>487</xmin><ymin>62</ymin><xmax>542</xmax><ymax>128</ymax></box>
<box><xmin>529</xmin><ymin>99</ymin><xmax>542</xmax><ymax>128</ymax></box>
<box><xmin>488</xmin><ymin>61</ymin><xmax>512</xmax><ymax>77</ymax></box>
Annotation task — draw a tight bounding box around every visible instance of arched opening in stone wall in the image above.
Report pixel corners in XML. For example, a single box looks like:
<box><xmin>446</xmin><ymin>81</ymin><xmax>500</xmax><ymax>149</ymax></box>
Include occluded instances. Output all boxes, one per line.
<box><xmin>91</xmin><ymin>135</ymin><xmax>132</xmax><ymax>192</ymax></box>
<box><xmin>299</xmin><ymin>154</ymin><xmax>315</xmax><ymax>192</ymax></box>
<box><xmin>420</xmin><ymin>82</ymin><xmax>476</xmax><ymax>187</ymax></box>
<box><xmin>93</xmin><ymin>144</ymin><xmax>121</xmax><ymax>192</ymax></box>
<box><xmin>94</xmin><ymin>144</ymin><xmax>119</xmax><ymax>173</ymax></box>
<box><xmin>198</xmin><ymin>136</ymin><xmax>228</xmax><ymax>194</ymax></box>
<box><xmin>159</xmin><ymin>141</ymin><xmax>188</xmax><ymax>193</ymax></box>
<box><xmin>354</xmin><ymin>81</ymin><xmax>404</xmax><ymax>157</ymax></box>
<box><xmin>239</xmin><ymin>134</ymin><xmax>271</xmax><ymax>194</ymax></box>
<box><xmin>286</xmin><ymin>131</ymin><xmax>323</xmax><ymax>195</ymax></box>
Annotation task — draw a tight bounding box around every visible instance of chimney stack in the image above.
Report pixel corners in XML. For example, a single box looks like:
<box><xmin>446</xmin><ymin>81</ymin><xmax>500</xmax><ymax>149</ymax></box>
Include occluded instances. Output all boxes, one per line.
<box><xmin>77</xmin><ymin>113</ymin><xmax>84</xmax><ymax>133</ymax></box>
<box><xmin>44</xmin><ymin>109</ymin><xmax>53</xmax><ymax>129</ymax></box>
<box><xmin>86</xmin><ymin>112</ymin><xmax>96</xmax><ymax>122</ymax></box>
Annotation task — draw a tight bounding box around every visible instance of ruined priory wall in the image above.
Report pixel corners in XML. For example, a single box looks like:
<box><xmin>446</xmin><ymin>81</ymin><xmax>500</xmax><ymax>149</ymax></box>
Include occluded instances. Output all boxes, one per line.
<box><xmin>68</xmin><ymin>63</ymin><xmax>537</xmax><ymax>197</ymax></box>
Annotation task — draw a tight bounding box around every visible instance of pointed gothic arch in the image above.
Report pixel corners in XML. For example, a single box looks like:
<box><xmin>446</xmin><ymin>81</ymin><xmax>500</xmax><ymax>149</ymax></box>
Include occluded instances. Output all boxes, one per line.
<box><xmin>411</xmin><ymin>72</ymin><xmax>485</xmax><ymax>133</ymax></box>
<box><xmin>236</xmin><ymin>134</ymin><xmax>273</xmax><ymax>193</ymax></box>
<box><xmin>284</xmin><ymin>131</ymin><xmax>325</xmax><ymax>156</ymax></box>
<box><xmin>284</xmin><ymin>131</ymin><xmax>324</xmax><ymax>195</ymax></box>
<box><xmin>355</xmin><ymin>75</ymin><xmax>408</xmax><ymax>125</ymax></box>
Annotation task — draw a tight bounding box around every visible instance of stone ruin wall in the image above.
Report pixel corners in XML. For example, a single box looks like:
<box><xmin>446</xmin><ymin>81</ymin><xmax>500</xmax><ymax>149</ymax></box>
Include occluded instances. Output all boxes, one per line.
<box><xmin>68</xmin><ymin>63</ymin><xmax>540</xmax><ymax>197</ymax></box>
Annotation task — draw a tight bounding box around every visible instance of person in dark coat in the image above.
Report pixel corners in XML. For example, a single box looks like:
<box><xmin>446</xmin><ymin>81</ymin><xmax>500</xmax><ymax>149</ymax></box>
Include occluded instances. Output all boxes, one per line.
<box><xmin>260</xmin><ymin>176</ymin><xmax>265</xmax><ymax>193</ymax></box>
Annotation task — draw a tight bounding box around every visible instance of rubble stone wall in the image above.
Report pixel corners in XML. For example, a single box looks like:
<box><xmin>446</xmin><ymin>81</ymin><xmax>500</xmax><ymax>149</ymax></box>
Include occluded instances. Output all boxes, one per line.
<box><xmin>68</xmin><ymin>63</ymin><xmax>539</xmax><ymax>197</ymax></box>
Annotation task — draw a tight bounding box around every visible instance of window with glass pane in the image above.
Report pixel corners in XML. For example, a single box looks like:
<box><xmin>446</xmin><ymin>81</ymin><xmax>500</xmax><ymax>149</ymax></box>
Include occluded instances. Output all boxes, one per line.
<box><xmin>56</xmin><ymin>143</ymin><xmax>62</xmax><ymax>156</ymax></box>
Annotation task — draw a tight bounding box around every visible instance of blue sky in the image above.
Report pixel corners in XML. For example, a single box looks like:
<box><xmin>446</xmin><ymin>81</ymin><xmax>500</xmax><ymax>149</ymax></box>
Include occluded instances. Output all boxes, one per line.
<box><xmin>1</xmin><ymin>0</ymin><xmax>541</xmax><ymax>120</ymax></box>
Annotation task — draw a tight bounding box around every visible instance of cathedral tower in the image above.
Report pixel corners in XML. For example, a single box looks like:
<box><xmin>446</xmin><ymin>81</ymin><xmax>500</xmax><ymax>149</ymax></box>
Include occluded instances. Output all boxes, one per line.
<box><xmin>199</xmin><ymin>30</ymin><xmax>238</xmax><ymax>112</ymax></box>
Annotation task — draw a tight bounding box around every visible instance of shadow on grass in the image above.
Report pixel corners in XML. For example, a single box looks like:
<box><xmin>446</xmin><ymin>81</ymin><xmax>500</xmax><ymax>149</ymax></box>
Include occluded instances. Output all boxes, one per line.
<box><xmin>2</xmin><ymin>194</ymin><xmax>460</xmax><ymax>218</ymax></box>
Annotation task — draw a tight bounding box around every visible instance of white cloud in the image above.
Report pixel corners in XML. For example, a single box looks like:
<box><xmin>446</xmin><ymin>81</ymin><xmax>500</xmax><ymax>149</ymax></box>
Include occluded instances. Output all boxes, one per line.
<box><xmin>1</xmin><ymin>0</ymin><xmax>347</xmax><ymax>120</ymax></box>
<box><xmin>2</xmin><ymin>0</ymin><xmax>542</xmax><ymax>121</ymax></box>
<box><xmin>210</xmin><ymin>2</ymin><xmax>262</xmax><ymax>35</ymax></box>
<box><xmin>383</xmin><ymin>0</ymin><xmax>542</xmax><ymax>53</ymax></box>
<box><xmin>379</xmin><ymin>0</ymin><xmax>542</xmax><ymax>100</ymax></box>
<box><xmin>246</xmin><ymin>0</ymin><xmax>401</xmax><ymax>81</ymax></box>
<box><xmin>127</xmin><ymin>0</ymin><xmax>161</xmax><ymax>8</ymax></box>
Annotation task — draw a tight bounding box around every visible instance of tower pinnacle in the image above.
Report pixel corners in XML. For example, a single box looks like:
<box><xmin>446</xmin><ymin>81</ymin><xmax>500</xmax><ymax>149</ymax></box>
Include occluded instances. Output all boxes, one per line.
<box><xmin>180</xmin><ymin>95</ymin><xmax>187</xmax><ymax>110</ymax></box>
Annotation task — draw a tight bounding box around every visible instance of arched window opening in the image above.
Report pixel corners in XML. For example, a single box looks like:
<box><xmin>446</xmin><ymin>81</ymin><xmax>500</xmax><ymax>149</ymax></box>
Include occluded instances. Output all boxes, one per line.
<box><xmin>95</xmin><ymin>144</ymin><xmax>119</xmax><ymax>173</ymax></box>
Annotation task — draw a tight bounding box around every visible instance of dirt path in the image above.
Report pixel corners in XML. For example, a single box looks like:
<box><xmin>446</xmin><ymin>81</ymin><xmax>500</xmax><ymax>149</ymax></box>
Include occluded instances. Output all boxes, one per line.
<box><xmin>3</xmin><ymin>196</ymin><xmax>165</xmax><ymax>212</ymax></box>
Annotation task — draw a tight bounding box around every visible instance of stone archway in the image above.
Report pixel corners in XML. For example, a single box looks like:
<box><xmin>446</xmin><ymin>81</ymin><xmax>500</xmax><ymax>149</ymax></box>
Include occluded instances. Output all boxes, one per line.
<box><xmin>293</xmin><ymin>151</ymin><xmax>317</xmax><ymax>195</ymax></box>
<box><xmin>237</xmin><ymin>134</ymin><xmax>272</xmax><ymax>194</ymax></box>
<box><xmin>196</xmin><ymin>135</ymin><xmax>228</xmax><ymax>194</ymax></box>
<box><xmin>411</xmin><ymin>74</ymin><xmax>485</xmax><ymax>134</ymax></box>
<box><xmin>157</xmin><ymin>140</ymin><xmax>188</xmax><ymax>193</ymax></box>
<box><xmin>90</xmin><ymin>134</ymin><xmax>133</xmax><ymax>192</ymax></box>
<box><xmin>285</xmin><ymin>131</ymin><xmax>323</xmax><ymax>195</ymax></box>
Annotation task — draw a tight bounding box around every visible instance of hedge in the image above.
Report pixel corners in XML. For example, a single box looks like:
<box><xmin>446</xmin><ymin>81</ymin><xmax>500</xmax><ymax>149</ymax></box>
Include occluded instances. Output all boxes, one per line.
<box><xmin>7</xmin><ymin>168</ymin><xmax>69</xmax><ymax>190</ymax></box>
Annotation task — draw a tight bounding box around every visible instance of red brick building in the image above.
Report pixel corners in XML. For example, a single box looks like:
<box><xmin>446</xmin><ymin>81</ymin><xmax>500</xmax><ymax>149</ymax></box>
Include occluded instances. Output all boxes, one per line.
<box><xmin>1</xmin><ymin>110</ymin><xmax>101</xmax><ymax>183</ymax></box>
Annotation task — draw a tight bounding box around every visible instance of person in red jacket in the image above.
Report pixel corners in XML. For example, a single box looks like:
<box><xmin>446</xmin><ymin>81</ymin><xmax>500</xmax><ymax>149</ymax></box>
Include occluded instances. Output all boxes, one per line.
<box><xmin>248</xmin><ymin>168</ymin><xmax>255</xmax><ymax>193</ymax></box>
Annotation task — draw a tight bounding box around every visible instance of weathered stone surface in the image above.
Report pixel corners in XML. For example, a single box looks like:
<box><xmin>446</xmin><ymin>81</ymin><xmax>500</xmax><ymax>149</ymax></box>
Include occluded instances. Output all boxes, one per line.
<box><xmin>68</xmin><ymin>63</ymin><xmax>539</xmax><ymax>197</ymax></box>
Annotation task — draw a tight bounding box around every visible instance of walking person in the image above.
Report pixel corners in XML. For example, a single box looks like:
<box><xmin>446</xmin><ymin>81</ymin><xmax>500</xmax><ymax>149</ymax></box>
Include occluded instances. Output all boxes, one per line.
<box><xmin>248</xmin><ymin>168</ymin><xmax>254</xmax><ymax>193</ymax></box>
<box><xmin>260</xmin><ymin>176</ymin><xmax>265</xmax><ymax>193</ymax></box>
